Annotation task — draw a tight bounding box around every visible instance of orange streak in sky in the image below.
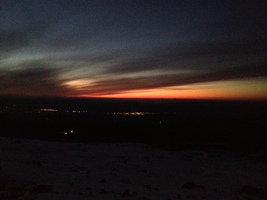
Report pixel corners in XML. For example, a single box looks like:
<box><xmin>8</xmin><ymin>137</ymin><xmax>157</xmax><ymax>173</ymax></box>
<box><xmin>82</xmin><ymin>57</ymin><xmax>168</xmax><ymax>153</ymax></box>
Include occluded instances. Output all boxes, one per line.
<box><xmin>76</xmin><ymin>80</ymin><xmax>267</xmax><ymax>100</ymax></box>
<box><xmin>77</xmin><ymin>89</ymin><xmax>267</xmax><ymax>100</ymax></box>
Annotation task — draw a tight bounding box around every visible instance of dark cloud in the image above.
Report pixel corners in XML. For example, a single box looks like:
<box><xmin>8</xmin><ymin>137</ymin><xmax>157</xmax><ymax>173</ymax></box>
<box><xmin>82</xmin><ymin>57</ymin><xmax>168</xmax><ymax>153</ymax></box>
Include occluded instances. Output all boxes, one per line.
<box><xmin>0</xmin><ymin>29</ymin><xmax>29</xmax><ymax>52</ymax></box>
<box><xmin>0</xmin><ymin>22</ymin><xmax>48</xmax><ymax>53</ymax></box>
<box><xmin>105</xmin><ymin>41</ymin><xmax>267</xmax><ymax>75</ymax></box>
<box><xmin>0</xmin><ymin>66</ymin><xmax>73</xmax><ymax>97</ymax></box>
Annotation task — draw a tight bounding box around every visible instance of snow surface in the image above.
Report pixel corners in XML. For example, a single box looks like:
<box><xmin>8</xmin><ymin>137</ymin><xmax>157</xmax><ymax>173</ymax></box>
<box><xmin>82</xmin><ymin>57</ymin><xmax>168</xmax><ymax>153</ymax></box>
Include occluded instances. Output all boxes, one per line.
<box><xmin>0</xmin><ymin>136</ymin><xmax>267</xmax><ymax>200</ymax></box>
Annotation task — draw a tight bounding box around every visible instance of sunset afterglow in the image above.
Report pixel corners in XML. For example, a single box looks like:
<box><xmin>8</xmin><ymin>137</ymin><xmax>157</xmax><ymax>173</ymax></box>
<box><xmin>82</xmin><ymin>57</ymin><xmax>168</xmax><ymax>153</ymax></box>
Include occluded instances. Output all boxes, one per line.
<box><xmin>0</xmin><ymin>1</ymin><xmax>266</xmax><ymax>100</ymax></box>
<box><xmin>77</xmin><ymin>79</ymin><xmax>267</xmax><ymax>100</ymax></box>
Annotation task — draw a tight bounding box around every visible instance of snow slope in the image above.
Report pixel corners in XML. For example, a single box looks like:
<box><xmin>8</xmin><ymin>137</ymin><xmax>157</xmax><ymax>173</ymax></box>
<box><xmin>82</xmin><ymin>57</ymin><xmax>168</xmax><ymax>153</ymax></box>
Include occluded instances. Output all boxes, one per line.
<box><xmin>0</xmin><ymin>136</ymin><xmax>266</xmax><ymax>200</ymax></box>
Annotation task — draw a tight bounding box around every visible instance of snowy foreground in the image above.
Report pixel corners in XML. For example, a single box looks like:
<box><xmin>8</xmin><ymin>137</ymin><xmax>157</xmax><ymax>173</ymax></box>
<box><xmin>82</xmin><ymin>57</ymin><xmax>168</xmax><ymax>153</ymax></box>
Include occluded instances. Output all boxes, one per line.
<box><xmin>0</xmin><ymin>136</ymin><xmax>267</xmax><ymax>200</ymax></box>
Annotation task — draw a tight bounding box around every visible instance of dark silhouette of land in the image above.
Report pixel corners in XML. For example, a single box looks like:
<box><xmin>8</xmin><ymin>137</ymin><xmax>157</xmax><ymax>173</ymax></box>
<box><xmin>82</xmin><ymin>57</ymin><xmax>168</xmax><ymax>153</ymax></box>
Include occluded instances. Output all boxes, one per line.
<box><xmin>0</xmin><ymin>96</ymin><xmax>266</xmax><ymax>152</ymax></box>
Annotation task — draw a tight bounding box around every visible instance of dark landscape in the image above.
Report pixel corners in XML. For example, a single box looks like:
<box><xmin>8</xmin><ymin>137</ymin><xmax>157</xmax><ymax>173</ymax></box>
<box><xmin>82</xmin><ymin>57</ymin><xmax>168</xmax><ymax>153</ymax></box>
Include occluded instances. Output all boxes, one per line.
<box><xmin>1</xmin><ymin>97</ymin><xmax>266</xmax><ymax>152</ymax></box>
<box><xmin>1</xmin><ymin>97</ymin><xmax>267</xmax><ymax>200</ymax></box>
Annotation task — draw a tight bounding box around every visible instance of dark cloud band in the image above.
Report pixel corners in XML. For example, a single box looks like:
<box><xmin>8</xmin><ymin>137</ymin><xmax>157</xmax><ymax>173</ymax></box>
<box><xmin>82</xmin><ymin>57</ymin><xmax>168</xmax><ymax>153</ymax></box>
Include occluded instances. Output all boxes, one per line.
<box><xmin>0</xmin><ymin>67</ymin><xmax>73</xmax><ymax>97</ymax></box>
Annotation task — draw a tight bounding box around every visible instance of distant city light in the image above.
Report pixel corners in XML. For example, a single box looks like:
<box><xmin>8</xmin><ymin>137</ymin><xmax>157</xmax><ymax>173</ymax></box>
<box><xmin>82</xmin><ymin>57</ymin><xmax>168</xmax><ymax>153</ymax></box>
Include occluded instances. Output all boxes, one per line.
<box><xmin>112</xmin><ymin>112</ymin><xmax>150</xmax><ymax>116</ymax></box>
<box><xmin>38</xmin><ymin>108</ymin><xmax>58</xmax><ymax>112</ymax></box>
<box><xmin>63</xmin><ymin>129</ymin><xmax>74</xmax><ymax>135</ymax></box>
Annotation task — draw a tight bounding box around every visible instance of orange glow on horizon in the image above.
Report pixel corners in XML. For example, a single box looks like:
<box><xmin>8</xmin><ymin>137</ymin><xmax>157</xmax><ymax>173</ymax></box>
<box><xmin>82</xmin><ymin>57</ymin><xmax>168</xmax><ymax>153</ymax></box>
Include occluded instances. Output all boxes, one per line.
<box><xmin>76</xmin><ymin>89</ymin><xmax>267</xmax><ymax>100</ymax></box>
<box><xmin>75</xmin><ymin>80</ymin><xmax>267</xmax><ymax>101</ymax></box>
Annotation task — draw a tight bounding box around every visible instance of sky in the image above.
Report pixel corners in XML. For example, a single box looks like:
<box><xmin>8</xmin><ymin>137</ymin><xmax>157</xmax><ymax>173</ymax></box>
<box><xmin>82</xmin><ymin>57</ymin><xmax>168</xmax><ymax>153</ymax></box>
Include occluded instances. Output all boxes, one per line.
<box><xmin>0</xmin><ymin>0</ymin><xmax>267</xmax><ymax>100</ymax></box>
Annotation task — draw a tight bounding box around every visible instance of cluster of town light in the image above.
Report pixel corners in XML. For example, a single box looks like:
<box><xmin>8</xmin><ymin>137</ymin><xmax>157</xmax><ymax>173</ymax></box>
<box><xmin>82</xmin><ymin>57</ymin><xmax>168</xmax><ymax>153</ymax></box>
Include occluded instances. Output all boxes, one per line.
<box><xmin>111</xmin><ymin>112</ymin><xmax>149</xmax><ymax>116</ymax></box>
<box><xmin>37</xmin><ymin>109</ymin><xmax>159</xmax><ymax>116</ymax></box>
<box><xmin>38</xmin><ymin>108</ymin><xmax>58</xmax><ymax>112</ymax></box>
